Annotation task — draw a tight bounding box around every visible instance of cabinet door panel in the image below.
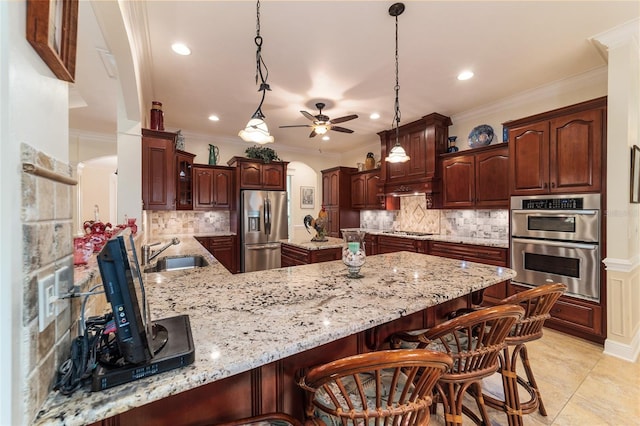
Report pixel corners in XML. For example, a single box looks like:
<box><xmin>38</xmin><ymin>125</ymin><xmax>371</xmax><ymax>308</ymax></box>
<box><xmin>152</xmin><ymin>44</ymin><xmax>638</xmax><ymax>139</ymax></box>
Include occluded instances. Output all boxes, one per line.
<box><xmin>262</xmin><ymin>164</ymin><xmax>285</xmax><ymax>189</ymax></box>
<box><xmin>509</xmin><ymin>122</ymin><xmax>549</xmax><ymax>195</ymax></box>
<box><xmin>365</xmin><ymin>173</ymin><xmax>382</xmax><ymax>208</ymax></box>
<box><xmin>475</xmin><ymin>146</ymin><xmax>509</xmax><ymax>208</ymax></box>
<box><xmin>351</xmin><ymin>175</ymin><xmax>366</xmax><ymax>208</ymax></box>
<box><xmin>407</xmin><ymin>131</ymin><xmax>427</xmax><ymax>178</ymax></box>
<box><xmin>142</xmin><ymin>135</ymin><xmax>175</xmax><ymax>210</ymax></box>
<box><xmin>550</xmin><ymin>109</ymin><xmax>602</xmax><ymax>193</ymax></box>
<box><xmin>194</xmin><ymin>168</ymin><xmax>214</xmax><ymax>209</ymax></box>
<box><xmin>239</xmin><ymin>162</ymin><xmax>262</xmax><ymax>188</ymax></box>
<box><xmin>442</xmin><ymin>157</ymin><xmax>474</xmax><ymax>208</ymax></box>
<box><xmin>213</xmin><ymin>169</ymin><xmax>233</xmax><ymax>208</ymax></box>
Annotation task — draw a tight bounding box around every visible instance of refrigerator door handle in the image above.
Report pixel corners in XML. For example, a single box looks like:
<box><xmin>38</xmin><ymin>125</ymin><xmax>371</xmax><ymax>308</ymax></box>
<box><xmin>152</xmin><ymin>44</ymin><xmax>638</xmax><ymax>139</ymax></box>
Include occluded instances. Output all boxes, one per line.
<box><xmin>265</xmin><ymin>198</ymin><xmax>271</xmax><ymax>235</ymax></box>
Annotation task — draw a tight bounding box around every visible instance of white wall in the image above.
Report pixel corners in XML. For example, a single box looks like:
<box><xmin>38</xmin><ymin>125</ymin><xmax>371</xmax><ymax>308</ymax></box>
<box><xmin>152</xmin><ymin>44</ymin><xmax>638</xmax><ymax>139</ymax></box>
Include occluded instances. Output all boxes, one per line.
<box><xmin>287</xmin><ymin>161</ymin><xmax>319</xmax><ymax>240</ymax></box>
<box><xmin>80</xmin><ymin>160</ymin><xmax>117</xmax><ymax>226</ymax></box>
<box><xmin>1</xmin><ymin>1</ymin><xmax>72</xmax><ymax>423</ymax></box>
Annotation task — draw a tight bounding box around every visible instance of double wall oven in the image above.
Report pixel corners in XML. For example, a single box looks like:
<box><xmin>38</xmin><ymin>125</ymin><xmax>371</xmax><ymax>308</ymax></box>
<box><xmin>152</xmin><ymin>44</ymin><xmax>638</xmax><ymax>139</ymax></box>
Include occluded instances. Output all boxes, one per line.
<box><xmin>510</xmin><ymin>194</ymin><xmax>601</xmax><ymax>302</ymax></box>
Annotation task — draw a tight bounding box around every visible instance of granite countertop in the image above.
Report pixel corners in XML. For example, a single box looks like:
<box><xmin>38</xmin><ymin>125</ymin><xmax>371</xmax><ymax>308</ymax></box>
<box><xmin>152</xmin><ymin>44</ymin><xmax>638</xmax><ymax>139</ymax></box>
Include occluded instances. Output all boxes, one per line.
<box><xmin>280</xmin><ymin>236</ymin><xmax>345</xmax><ymax>250</ymax></box>
<box><xmin>36</xmin><ymin>237</ymin><xmax>515</xmax><ymax>426</ymax></box>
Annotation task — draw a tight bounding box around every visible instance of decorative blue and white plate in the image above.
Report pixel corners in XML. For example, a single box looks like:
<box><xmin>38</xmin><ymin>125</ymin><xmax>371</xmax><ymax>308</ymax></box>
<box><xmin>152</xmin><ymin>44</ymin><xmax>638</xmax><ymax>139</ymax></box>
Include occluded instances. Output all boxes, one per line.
<box><xmin>468</xmin><ymin>124</ymin><xmax>494</xmax><ymax>148</ymax></box>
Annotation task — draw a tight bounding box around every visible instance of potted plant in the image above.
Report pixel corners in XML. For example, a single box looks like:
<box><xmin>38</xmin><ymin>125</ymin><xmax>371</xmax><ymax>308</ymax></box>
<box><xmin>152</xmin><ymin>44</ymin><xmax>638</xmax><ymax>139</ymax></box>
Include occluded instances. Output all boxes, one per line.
<box><xmin>245</xmin><ymin>145</ymin><xmax>281</xmax><ymax>163</ymax></box>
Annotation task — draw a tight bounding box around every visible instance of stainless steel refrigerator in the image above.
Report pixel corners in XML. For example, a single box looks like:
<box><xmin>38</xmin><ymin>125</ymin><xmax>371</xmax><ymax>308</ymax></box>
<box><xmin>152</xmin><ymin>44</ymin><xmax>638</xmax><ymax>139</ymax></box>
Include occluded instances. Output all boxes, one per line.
<box><xmin>241</xmin><ymin>190</ymin><xmax>288</xmax><ymax>273</ymax></box>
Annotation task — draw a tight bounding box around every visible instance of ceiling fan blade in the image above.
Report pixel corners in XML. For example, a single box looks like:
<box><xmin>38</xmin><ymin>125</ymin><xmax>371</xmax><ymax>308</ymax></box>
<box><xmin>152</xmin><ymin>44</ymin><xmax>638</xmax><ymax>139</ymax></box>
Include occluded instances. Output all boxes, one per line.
<box><xmin>309</xmin><ymin>129</ymin><xmax>318</xmax><ymax>138</ymax></box>
<box><xmin>279</xmin><ymin>124</ymin><xmax>313</xmax><ymax>128</ymax></box>
<box><xmin>329</xmin><ymin>114</ymin><xmax>358</xmax><ymax>124</ymax></box>
<box><xmin>330</xmin><ymin>126</ymin><xmax>354</xmax><ymax>134</ymax></box>
<box><xmin>301</xmin><ymin>111</ymin><xmax>317</xmax><ymax>122</ymax></box>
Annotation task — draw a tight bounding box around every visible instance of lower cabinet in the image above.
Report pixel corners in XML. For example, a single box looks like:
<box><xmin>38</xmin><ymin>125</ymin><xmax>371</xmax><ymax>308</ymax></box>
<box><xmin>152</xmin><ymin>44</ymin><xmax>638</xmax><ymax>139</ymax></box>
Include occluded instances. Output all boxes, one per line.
<box><xmin>427</xmin><ymin>240</ymin><xmax>508</xmax><ymax>305</ymax></box>
<box><xmin>376</xmin><ymin>235</ymin><xmax>426</xmax><ymax>254</ymax></box>
<box><xmin>281</xmin><ymin>243</ymin><xmax>342</xmax><ymax>267</ymax></box>
<box><xmin>196</xmin><ymin>235</ymin><xmax>237</xmax><ymax>273</ymax></box>
<box><xmin>509</xmin><ymin>283</ymin><xmax>603</xmax><ymax>342</ymax></box>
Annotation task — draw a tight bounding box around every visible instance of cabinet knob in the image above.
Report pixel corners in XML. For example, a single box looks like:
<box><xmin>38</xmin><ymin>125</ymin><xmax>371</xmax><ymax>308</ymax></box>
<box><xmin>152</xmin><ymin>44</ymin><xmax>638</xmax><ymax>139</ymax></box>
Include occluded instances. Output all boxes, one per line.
<box><xmin>551</xmin><ymin>182</ymin><xmax>556</xmax><ymax>188</ymax></box>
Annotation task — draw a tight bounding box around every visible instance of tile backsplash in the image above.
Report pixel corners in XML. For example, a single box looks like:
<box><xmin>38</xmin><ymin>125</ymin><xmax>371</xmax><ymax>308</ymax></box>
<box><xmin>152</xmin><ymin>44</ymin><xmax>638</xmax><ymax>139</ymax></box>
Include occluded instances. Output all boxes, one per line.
<box><xmin>146</xmin><ymin>210</ymin><xmax>230</xmax><ymax>236</ymax></box>
<box><xmin>360</xmin><ymin>195</ymin><xmax>508</xmax><ymax>240</ymax></box>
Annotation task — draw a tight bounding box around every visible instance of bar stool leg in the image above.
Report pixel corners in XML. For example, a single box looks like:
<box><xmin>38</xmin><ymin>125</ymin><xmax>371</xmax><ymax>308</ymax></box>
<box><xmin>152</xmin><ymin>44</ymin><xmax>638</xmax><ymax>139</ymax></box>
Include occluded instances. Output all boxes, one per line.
<box><xmin>519</xmin><ymin>343</ymin><xmax>547</xmax><ymax>416</ymax></box>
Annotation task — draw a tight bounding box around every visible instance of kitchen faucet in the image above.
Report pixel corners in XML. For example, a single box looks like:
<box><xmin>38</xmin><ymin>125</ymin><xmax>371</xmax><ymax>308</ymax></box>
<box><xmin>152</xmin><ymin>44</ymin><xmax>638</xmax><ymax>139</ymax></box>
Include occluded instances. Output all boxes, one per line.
<box><xmin>141</xmin><ymin>237</ymin><xmax>180</xmax><ymax>265</ymax></box>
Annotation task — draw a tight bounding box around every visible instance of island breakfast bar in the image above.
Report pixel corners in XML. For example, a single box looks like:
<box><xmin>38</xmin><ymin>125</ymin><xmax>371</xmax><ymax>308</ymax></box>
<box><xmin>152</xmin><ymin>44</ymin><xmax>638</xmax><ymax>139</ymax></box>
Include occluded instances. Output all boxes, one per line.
<box><xmin>35</xmin><ymin>241</ymin><xmax>515</xmax><ymax>426</ymax></box>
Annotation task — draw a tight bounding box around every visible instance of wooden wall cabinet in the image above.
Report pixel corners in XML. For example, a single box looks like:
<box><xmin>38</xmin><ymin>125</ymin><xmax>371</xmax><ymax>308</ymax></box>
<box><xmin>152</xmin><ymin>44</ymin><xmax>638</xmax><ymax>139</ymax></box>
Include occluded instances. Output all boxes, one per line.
<box><xmin>505</xmin><ymin>97</ymin><xmax>606</xmax><ymax>196</ymax></box>
<box><xmin>196</xmin><ymin>235</ymin><xmax>238</xmax><ymax>273</ymax></box>
<box><xmin>350</xmin><ymin>169</ymin><xmax>384</xmax><ymax>209</ymax></box>
<box><xmin>176</xmin><ymin>150</ymin><xmax>196</xmax><ymax>210</ymax></box>
<box><xmin>142</xmin><ymin>129</ymin><xmax>177</xmax><ymax>210</ymax></box>
<box><xmin>378</xmin><ymin>113</ymin><xmax>451</xmax><ymax>206</ymax></box>
<box><xmin>227</xmin><ymin>157</ymin><xmax>288</xmax><ymax>190</ymax></box>
<box><xmin>281</xmin><ymin>243</ymin><xmax>342</xmax><ymax>267</ymax></box>
<box><xmin>321</xmin><ymin>167</ymin><xmax>359</xmax><ymax>237</ymax></box>
<box><xmin>441</xmin><ymin>144</ymin><xmax>509</xmax><ymax>209</ymax></box>
<box><xmin>193</xmin><ymin>165</ymin><xmax>234</xmax><ymax>210</ymax></box>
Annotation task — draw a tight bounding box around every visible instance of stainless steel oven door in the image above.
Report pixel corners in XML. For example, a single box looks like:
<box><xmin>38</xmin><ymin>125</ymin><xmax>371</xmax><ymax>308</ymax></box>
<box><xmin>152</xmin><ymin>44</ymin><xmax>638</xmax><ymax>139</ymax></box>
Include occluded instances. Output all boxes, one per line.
<box><xmin>511</xmin><ymin>237</ymin><xmax>600</xmax><ymax>302</ymax></box>
<box><xmin>511</xmin><ymin>210</ymin><xmax>599</xmax><ymax>242</ymax></box>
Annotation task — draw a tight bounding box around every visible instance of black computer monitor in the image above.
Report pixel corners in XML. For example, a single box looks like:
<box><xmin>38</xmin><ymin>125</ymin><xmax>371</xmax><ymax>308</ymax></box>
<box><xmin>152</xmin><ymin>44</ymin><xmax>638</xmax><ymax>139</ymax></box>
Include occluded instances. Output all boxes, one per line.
<box><xmin>97</xmin><ymin>231</ymin><xmax>152</xmax><ymax>365</ymax></box>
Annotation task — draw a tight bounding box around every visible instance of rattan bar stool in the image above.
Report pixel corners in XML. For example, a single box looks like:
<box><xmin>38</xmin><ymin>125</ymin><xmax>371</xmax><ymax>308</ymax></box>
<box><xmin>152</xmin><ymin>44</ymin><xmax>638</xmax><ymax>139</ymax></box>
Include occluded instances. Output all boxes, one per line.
<box><xmin>483</xmin><ymin>283</ymin><xmax>567</xmax><ymax>426</ymax></box>
<box><xmin>389</xmin><ymin>304</ymin><xmax>525</xmax><ymax>426</ymax></box>
<box><xmin>298</xmin><ymin>349</ymin><xmax>453</xmax><ymax>426</ymax></box>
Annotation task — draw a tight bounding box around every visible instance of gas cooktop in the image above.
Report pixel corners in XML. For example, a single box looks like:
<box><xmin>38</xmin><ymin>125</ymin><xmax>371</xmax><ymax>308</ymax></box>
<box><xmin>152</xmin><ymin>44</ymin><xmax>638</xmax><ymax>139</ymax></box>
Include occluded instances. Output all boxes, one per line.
<box><xmin>382</xmin><ymin>230</ymin><xmax>435</xmax><ymax>236</ymax></box>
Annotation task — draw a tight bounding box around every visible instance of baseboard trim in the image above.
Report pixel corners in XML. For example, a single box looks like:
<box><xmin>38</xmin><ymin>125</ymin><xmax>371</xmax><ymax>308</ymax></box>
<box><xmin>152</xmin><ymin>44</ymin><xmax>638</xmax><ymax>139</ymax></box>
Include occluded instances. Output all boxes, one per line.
<box><xmin>604</xmin><ymin>328</ymin><xmax>640</xmax><ymax>362</ymax></box>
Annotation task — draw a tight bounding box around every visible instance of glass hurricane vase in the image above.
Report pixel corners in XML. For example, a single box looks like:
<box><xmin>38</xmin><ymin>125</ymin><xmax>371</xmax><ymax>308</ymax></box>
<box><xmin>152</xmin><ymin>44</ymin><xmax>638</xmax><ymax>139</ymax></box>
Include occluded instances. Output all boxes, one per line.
<box><xmin>342</xmin><ymin>230</ymin><xmax>366</xmax><ymax>278</ymax></box>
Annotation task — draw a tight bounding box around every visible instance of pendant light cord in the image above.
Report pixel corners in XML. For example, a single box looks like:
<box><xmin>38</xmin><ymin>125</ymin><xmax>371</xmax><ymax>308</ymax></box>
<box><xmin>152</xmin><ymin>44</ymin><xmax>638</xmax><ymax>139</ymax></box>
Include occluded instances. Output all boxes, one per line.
<box><xmin>393</xmin><ymin>12</ymin><xmax>401</xmax><ymax>144</ymax></box>
<box><xmin>253</xmin><ymin>0</ymin><xmax>270</xmax><ymax>118</ymax></box>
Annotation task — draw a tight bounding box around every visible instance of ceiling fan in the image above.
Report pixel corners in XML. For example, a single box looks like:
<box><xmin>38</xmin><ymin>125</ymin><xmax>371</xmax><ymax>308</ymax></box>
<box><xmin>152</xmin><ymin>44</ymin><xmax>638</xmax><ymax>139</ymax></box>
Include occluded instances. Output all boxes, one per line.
<box><xmin>279</xmin><ymin>102</ymin><xmax>358</xmax><ymax>138</ymax></box>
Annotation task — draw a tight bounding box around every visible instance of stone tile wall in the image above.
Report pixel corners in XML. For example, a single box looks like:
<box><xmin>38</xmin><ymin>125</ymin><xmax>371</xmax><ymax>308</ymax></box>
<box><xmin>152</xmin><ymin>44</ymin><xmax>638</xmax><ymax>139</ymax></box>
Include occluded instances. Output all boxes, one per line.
<box><xmin>360</xmin><ymin>195</ymin><xmax>508</xmax><ymax>240</ymax></box>
<box><xmin>21</xmin><ymin>143</ymin><xmax>77</xmax><ymax>423</ymax></box>
<box><xmin>146</xmin><ymin>210</ymin><xmax>230</xmax><ymax>236</ymax></box>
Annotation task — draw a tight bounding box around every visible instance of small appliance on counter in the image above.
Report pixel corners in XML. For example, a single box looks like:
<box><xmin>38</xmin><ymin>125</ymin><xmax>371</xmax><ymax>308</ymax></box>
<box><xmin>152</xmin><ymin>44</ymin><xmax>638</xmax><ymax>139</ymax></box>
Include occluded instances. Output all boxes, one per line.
<box><xmin>93</xmin><ymin>230</ymin><xmax>194</xmax><ymax>391</ymax></box>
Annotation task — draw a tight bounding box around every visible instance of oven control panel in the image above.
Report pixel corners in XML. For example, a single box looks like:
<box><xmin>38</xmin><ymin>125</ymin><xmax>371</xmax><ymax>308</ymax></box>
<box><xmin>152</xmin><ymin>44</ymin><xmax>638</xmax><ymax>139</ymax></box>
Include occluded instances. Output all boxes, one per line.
<box><xmin>520</xmin><ymin>198</ymin><xmax>583</xmax><ymax>210</ymax></box>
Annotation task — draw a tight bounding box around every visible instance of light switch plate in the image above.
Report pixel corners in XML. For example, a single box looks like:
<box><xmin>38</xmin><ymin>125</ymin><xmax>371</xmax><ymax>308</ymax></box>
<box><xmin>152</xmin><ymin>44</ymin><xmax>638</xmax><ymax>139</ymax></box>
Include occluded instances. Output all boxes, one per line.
<box><xmin>55</xmin><ymin>266</ymin><xmax>71</xmax><ymax>315</ymax></box>
<box><xmin>38</xmin><ymin>273</ymin><xmax>56</xmax><ymax>332</ymax></box>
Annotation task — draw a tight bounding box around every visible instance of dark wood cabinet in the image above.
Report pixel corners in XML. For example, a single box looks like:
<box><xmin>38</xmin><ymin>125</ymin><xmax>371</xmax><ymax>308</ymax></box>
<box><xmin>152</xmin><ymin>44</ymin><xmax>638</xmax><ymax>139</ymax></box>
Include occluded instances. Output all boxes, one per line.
<box><xmin>193</xmin><ymin>165</ymin><xmax>233</xmax><ymax>210</ymax></box>
<box><xmin>196</xmin><ymin>235</ymin><xmax>237</xmax><ymax>273</ymax></box>
<box><xmin>505</xmin><ymin>97</ymin><xmax>605</xmax><ymax>196</ymax></box>
<box><xmin>509</xmin><ymin>283</ymin><xmax>603</xmax><ymax>342</ymax></box>
<box><xmin>364</xmin><ymin>234</ymin><xmax>378</xmax><ymax>256</ymax></box>
<box><xmin>281</xmin><ymin>243</ymin><xmax>342</xmax><ymax>267</ymax></box>
<box><xmin>321</xmin><ymin>167</ymin><xmax>359</xmax><ymax>237</ymax></box>
<box><xmin>427</xmin><ymin>240</ymin><xmax>508</xmax><ymax>305</ymax></box>
<box><xmin>441</xmin><ymin>144</ymin><xmax>509</xmax><ymax>209</ymax></box>
<box><xmin>377</xmin><ymin>235</ymin><xmax>426</xmax><ymax>254</ymax></box>
<box><xmin>228</xmin><ymin>157</ymin><xmax>288</xmax><ymax>190</ymax></box>
<box><xmin>351</xmin><ymin>169</ymin><xmax>384</xmax><ymax>209</ymax></box>
<box><xmin>142</xmin><ymin>129</ymin><xmax>177</xmax><ymax>210</ymax></box>
<box><xmin>378</xmin><ymin>113</ymin><xmax>451</xmax><ymax>206</ymax></box>
<box><xmin>175</xmin><ymin>150</ymin><xmax>196</xmax><ymax>210</ymax></box>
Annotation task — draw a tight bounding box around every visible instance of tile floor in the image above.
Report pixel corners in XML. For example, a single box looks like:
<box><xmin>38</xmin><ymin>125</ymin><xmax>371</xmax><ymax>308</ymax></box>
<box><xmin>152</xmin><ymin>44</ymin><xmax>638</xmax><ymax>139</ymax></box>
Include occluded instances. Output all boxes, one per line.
<box><xmin>430</xmin><ymin>328</ymin><xmax>640</xmax><ymax>425</ymax></box>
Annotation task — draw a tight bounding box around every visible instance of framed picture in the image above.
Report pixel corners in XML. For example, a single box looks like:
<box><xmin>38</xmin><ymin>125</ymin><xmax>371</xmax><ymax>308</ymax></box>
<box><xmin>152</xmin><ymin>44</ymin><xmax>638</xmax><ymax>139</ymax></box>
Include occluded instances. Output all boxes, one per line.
<box><xmin>631</xmin><ymin>145</ymin><xmax>640</xmax><ymax>203</ymax></box>
<box><xmin>300</xmin><ymin>186</ymin><xmax>315</xmax><ymax>209</ymax></box>
<box><xmin>26</xmin><ymin>0</ymin><xmax>79</xmax><ymax>82</ymax></box>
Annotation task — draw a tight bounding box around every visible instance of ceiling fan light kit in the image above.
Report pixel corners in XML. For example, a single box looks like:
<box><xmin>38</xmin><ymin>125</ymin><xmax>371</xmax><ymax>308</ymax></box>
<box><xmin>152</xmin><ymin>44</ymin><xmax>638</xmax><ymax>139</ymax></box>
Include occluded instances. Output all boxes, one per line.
<box><xmin>238</xmin><ymin>0</ymin><xmax>274</xmax><ymax>144</ymax></box>
<box><xmin>280</xmin><ymin>101</ymin><xmax>358</xmax><ymax>138</ymax></box>
<box><xmin>385</xmin><ymin>2</ymin><xmax>410</xmax><ymax>164</ymax></box>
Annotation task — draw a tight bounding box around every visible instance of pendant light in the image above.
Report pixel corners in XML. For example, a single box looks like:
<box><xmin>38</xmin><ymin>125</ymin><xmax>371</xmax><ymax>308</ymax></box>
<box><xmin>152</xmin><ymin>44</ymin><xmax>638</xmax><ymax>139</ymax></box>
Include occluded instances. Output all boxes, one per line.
<box><xmin>385</xmin><ymin>3</ymin><xmax>410</xmax><ymax>163</ymax></box>
<box><xmin>238</xmin><ymin>0</ymin><xmax>274</xmax><ymax>144</ymax></box>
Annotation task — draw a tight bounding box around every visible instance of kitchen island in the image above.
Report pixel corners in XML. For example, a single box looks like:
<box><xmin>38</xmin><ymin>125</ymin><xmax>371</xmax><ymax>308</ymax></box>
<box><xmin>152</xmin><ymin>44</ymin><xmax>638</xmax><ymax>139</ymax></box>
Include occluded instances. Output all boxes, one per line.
<box><xmin>35</xmin><ymin>236</ymin><xmax>515</xmax><ymax>426</ymax></box>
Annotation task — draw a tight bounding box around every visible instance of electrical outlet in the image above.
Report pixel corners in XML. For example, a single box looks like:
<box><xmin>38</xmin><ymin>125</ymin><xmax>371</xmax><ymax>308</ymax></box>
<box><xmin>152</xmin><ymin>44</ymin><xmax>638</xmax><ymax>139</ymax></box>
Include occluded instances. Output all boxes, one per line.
<box><xmin>55</xmin><ymin>266</ymin><xmax>71</xmax><ymax>315</ymax></box>
<box><xmin>38</xmin><ymin>274</ymin><xmax>56</xmax><ymax>332</ymax></box>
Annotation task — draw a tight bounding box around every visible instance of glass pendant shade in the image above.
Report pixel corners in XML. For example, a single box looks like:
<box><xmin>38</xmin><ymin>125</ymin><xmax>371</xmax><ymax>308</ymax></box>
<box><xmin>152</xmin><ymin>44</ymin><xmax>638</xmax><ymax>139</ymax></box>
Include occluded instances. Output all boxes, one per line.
<box><xmin>238</xmin><ymin>114</ymin><xmax>274</xmax><ymax>144</ymax></box>
<box><xmin>386</xmin><ymin>142</ymin><xmax>410</xmax><ymax>163</ymax></box>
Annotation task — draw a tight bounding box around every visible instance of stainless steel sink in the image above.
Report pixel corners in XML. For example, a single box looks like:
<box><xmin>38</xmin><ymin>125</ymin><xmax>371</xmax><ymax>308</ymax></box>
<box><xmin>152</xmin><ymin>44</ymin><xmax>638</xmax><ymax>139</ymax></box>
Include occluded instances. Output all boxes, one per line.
<box><xmin>144</xmin><ymin>255</ymin><xmax>208</xmax><ymax>272</ymax></box>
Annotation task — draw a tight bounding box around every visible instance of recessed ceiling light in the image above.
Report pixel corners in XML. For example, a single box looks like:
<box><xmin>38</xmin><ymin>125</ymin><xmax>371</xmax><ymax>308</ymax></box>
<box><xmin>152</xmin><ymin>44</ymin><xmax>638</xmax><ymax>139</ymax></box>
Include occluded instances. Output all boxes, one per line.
<box><xmin>322</xmin><ymin>135</ymin><xmax>330</xmax><ymax>141</ymax></box>
<box><xmin>457</xmin><ymin>70</ymin><xmax>474</xmax><ymax>81</ymax></box>
<box><xmin>208</xmin><ymin>115</ymin><xmax>220</xmax><ymax>122</ymax></box>
<box><xmin>370</xmin><ymin>112</ymin><xmax>381</xmax><ymax>120</ymax></box>
<box><xmin>172</xmin><ymin>43</ymin><xmax>191</xmax><ymax>56</ymax></box>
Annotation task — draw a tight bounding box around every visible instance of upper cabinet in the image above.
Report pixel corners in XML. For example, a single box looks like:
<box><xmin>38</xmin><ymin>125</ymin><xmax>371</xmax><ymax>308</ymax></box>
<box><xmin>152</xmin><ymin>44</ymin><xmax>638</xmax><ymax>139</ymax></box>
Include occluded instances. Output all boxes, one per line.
<box><xmin>321</xmin><ymin>167</ymin><xmax>359</xmax><ymax>238</ymax></box>
<box><xmin>193</xmin><ymin>165</ymin><xmax>234</xmax><ymax>210</ymax></box>
<box><xmin>176</xmin><ymin>150</ymin><xmax>196</xmax><ymax>210</ymax></box>
<box><xmin>441</xmin><ymin>144</ymin><xmax>509</xmax><ymax>209</ymax></box>
<box><xmin>142</xmin><ymin>129</ymin><xmax>177</xmax><ymax>210</ymax></box>
<box><xmin>227</xmin><ymin>157</ymin><xmax>288</xmax><ymax>190</ymax></box>
<box><xmin>378</xmin><ymin>113</ymin><xmax>451</xmax><ymax>207</ymax></box>
<box><xmin>505</xmin><ymin>97</ymin><xmax>606</xmax><ymax>196</ymax></box>
<box><xmin>351</xmin><ymin>169</ymin><xmax>382</xmax><ymax>210</ymax></box>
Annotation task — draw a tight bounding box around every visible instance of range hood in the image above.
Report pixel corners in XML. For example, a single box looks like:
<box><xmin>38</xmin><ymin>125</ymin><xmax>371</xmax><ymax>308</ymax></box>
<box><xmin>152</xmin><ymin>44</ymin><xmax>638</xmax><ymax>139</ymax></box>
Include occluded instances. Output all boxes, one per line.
<box><xmin>378</xmin><ymin>113</ymin><xmax>451</xmax><ymax>208</ymax></box>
